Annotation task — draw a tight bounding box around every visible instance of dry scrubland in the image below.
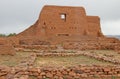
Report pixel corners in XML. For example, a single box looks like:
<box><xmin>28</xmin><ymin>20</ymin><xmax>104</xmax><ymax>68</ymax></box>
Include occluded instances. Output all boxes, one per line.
<box><xmin>34</xmin><ymin>55</ymin><xmax>114</xmax><ymax>67</ymax></box>
<box><xmin>0</xmin><ymin>49</ymin><xmax>120</xmax><ymax>79</ymax></box>
<box><xmin>0</xmin><ymin>5</ymin><xmax>120</xmax><ymax>79</ymax></box>
<box><xmin>0</xmin><ymin>50</ymin><xmax>119</xmax><ymax>67</ymax></box>
<box><xmin>0</xmin><ymin>52</ymin><xmax>32</xmax><ymax>67</ymax></box>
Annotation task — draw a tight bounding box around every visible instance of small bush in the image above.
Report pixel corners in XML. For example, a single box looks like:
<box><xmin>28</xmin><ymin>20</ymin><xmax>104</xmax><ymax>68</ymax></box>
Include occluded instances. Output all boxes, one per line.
<box><xmin>0</xmin><ymin>34</ymin><xmax>6</xmax><ymax>37</ymax></box>
<box><xmin>7</xmin><ymin>33</ymin><xmax>16</xmax><ymax>37</ymax></box>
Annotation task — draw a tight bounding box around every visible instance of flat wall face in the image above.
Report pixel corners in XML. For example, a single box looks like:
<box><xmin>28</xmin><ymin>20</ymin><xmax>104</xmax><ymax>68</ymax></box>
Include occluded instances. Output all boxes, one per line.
<box><xmin>0</xmin><ymin>38</ymin><xmax>15</xmax><ymax>55</ymax></box>
<box><xmin>87</xmin><ymin>16</ymin><xmax>103</xmax><ymax>36</ymax></box>
<box><xmin>37</xmin><ymin>5</ymin><xmax>89</xmax><ymax>38</ymax></box>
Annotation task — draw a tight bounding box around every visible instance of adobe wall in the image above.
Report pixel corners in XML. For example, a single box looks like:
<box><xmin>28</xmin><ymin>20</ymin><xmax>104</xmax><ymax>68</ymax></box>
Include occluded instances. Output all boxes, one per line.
<box><xmin>37</xmin><ymin>5</ymin><xmax>89</xmax><ymax>38</ymax></box>
<box><xmin>0</xmin><ymin>38</ymin><xmax>15</xmax><ymax>55</ymax></box>
<box><xmin>14</xmin><ymin>5</ymin><xmax>104</xmax><ymax>45</ymax></box>
<box><xmin>37</xmin><ymin>5</ymin><xmax>103</xmax><ymax>37</ymax></box>
<box><xmin>87</xmin><ymin>16</ymin><xmax>103</xmax><ymax>36</ymax></box>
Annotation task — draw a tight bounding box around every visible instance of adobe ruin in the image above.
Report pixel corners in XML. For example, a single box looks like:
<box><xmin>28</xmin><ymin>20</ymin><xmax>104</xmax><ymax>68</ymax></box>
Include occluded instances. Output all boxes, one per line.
<box><xmin>0</xmin><ymin>5</ymin><xmax>120</xmax><ymax>79</ymax></box>
<box><xmin>13</xmin><ymin>5</ymin><xmax>103</xmax><ymax>44</ymax></box>
<box><xmin>6</xmin><ymin>5</ymin><xmax>120</xmax><ymax>50</ymax></box>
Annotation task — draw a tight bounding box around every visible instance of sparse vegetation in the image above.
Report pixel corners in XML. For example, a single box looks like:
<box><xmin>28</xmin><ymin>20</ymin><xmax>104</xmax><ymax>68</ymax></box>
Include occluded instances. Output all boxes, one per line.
<box><xmin>0</xmin><ymin>33</ymin><xmax>16</xmax><ymax>37</ymax></box>
<box><xmin>7</xmin><ymin>33</ymin><xmax>16</xmax><ymax>37</ymax></box>
<box><xmin>85</xmin><ymin>50</ymin><xmax>120</xmax><ymax>62</ymax></box>
<box><xmin>34</xmin><ymin>55</ymin><xmax>114</xmax><ymax>67</ymax></box>
<box><xmin>0</xmin><ymin>50</ymin><xmax>119</xmax><ymax>67</ymax></box>
<box><xmin>0</xmin><ymin>52</ymin><xmax>31</xmax><ymax>67</ymax></box>
<box><xmin>0</xmin><ymin>50</ymin><xmax>120</xmax><ymax>78</ymax></box>
<box><xmin>29</xmin><ymin>75</ymin><xmax>37</xmax><ymax>79</ymax></box>
<box><xmin>0</xmin><ymin>34</ymin><xmax>6</xmax><ymax>37</ymax></box>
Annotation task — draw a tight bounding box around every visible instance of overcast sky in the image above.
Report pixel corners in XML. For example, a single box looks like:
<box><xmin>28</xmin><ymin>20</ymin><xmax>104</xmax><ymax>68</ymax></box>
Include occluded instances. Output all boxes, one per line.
<box><xmin>0</xmin><ymin>0</ymin><xmax>120</xmax><ymax>35</ymax></box>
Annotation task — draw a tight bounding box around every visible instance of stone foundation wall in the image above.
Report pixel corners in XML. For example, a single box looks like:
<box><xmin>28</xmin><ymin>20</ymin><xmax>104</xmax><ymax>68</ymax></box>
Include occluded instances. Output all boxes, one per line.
<box><xmin>35</xmin><ymin>52</ymin><xmax>120</xmax><ymax>65</ymax></box>
<box><xmin>14</xmin><ymin>37</ymin><xmax>120</xmax><ymax>51</ymax></box>
<box><xmin>0</xmin><ymin>65</ymin><xmax>120</xmax><ymax>79</ymax></box>
<box><xmin>63</xmin><ymin>42</ymin><xmax>119</xmax><ymax>50</ymax></box>
<box><xmin>63</xmin><ymin>37</ymin><xmax>120</xmax><ymax>50</ymax></box>
<box><xmin>15</xmin><ymin>45</ymin><xmax>57</xmax><ymax>51</ymax></box>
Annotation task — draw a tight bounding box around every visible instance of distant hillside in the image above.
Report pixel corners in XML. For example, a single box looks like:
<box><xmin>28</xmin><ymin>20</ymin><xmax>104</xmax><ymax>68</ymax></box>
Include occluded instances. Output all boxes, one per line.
<box><xmin>106</xmin><ymin>35</ymin><xmax>120</xmax><ymax>39</ymax></box>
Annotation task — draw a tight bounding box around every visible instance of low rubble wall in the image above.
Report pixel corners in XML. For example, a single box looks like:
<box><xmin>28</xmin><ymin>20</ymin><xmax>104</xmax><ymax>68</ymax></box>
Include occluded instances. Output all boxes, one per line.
<box><xmin>0</xmin><ymin>65</ymin><xmax>120</xmax><ymax>79</ymax></box>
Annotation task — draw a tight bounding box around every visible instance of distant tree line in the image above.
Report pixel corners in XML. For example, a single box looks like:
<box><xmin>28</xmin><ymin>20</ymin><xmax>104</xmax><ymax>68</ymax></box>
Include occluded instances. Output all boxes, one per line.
<box><xmin>0</xmin><ymin>33</ymin><xmax>16</xmax><ymax>37</ymax></box>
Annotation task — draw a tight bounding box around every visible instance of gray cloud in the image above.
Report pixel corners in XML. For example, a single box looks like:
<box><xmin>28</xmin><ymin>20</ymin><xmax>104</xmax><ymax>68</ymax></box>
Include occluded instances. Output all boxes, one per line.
<box><xmin>0</xmin><ymin>0</ymin><xmax>120</xmax><ymax>35</ymax></box>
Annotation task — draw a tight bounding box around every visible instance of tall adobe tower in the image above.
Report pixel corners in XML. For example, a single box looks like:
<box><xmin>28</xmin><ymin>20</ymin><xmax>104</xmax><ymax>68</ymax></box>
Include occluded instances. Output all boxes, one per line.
<box><xmin>14</xmin><ymin>5</ymin><xmax>103</xmax><ymax>45</ymax></box>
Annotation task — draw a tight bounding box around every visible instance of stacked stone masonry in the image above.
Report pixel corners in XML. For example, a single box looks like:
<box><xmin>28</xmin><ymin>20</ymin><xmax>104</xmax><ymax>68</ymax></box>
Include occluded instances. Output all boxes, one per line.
<box><xmin>0</xmin><ymin>65</ymin><xmax>120</xmax><ymax>79</ymax></box>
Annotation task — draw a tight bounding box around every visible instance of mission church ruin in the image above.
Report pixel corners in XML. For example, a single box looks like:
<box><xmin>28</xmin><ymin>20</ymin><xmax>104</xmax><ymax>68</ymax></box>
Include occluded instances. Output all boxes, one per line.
<box><xmin>20</xmin><ymin>5</ymin><xmax>102</xmax><ymax>37</ymax></box>
<box><xmin>0</xmin><ymin>5</ymin><xmax>120</xmax><ymax>54</ymax></box>
<box><xmin>14</xmin><ymin>5</ymin><xmax>103</xmax><ymax>44</ymax></box>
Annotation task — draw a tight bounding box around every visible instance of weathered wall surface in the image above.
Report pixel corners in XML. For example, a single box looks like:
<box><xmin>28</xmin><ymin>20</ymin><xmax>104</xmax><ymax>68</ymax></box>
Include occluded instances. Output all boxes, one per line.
<box><xmin>36</xmin><ymin>5</ymin><xmax>103</xmax><ymax>37</ymax></box>
<box><xmin>87</xmin><ymin>16</ymin><xmax>103</xmax><ymax>36</ymax></box>
<box><xmin>0</xmin><ymin>38</ymin><xmax>15</xmax><ymax>55</ymax></box>
<box><xmin>14</xmin><ymin>5</ymin><xmax>104</xmax><ymax>45</ymax></box>
<box><xmin>38</xmin><ymin>5</ymin><xmax>88</xmax><ymax>38</ymax></box>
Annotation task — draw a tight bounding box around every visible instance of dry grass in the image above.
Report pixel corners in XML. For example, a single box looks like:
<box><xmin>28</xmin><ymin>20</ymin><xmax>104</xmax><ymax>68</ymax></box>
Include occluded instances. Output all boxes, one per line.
<box><xmin>34</xmin><ymin>55</ymin><xmax>114</xmax><ymax>67</ymax></box>
<box><xmin>0</xmin><ymin>52</ymin><xmax>31</xmax><ymax>67</ymax></box>
<box><xmin>0</xmin><ymin>50</ymin><xmax>118</xmax><ymax>67</ymax></box>
<box><xmin>85</xmin><ymin>50</ymin><xmax>120</xmax><ymax>62</ymax></box>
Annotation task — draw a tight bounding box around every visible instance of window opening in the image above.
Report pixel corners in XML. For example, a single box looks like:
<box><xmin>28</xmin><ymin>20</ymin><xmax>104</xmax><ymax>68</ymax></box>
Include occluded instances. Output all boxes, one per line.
<box><xmin>60</xmin><ymin>13</ymin><xmax>66</xmax><ymax>21</ymax></box>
